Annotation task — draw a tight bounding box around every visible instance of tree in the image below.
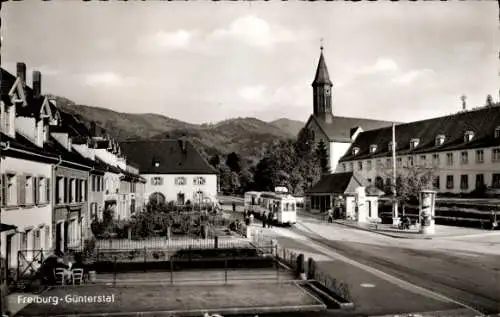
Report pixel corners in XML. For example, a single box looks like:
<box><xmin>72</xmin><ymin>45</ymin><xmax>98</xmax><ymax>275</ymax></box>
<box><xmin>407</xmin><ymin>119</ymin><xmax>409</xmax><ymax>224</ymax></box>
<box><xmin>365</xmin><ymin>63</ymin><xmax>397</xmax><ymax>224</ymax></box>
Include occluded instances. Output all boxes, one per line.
<box><xmin>226</xmin><ymin>152</ymin><xmax>241</xmax><ymax>173</ymax></box>
<box><xmin>315</xmin><ymin>140</ymin><xmax>329</xmax><ymax>174</ymax></box>
<box><xmin>377</xmin><ymin>160</ymin><xmax>436</xmax><ymax>216</ymax></box>
<box><xmin>209</xmin><ymin>154</ymin><xmax>220</xmax><ymax>168</ymax></box>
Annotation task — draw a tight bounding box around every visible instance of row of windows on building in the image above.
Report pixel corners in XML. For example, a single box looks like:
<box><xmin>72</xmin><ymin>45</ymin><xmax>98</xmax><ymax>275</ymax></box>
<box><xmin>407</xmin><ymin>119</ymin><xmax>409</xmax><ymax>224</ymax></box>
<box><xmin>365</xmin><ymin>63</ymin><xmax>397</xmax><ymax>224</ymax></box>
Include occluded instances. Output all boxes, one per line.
<box><xmin>352</xmin><ymin>127</ymin><xmax>500</xmax><ymax>157</ymax></box>
<box><xmin>18</xmin><ymin>226</ymin><xmax>51</xmax><ymax>252</ymax></box>
<box><xmin>1</xmin><ymin>173</ymin><xmax>51</xmax><ymax>207</ymax></box>
<box><xmin>343</xmin><ymin>148</ymin><xmax>500</xmax><ymax>172</ymax></box>
<box><xmin>151</xmin><ymin>176</ymin><xmax>207</xmax><ymax>186</ymax></box>
<box><xmin>55</xmin><ymin>176</ymin><xmax>88</xmax><ymax>205</ymax></box>
<box><xmin>369</xmin><ymin>173</ymin><xmax>500</xmax><ymax>192</ymax></box>
<box><xmin>89</xmin><ymin>175</ymin><xmax>137</xmax><ymax>194</ymax></box>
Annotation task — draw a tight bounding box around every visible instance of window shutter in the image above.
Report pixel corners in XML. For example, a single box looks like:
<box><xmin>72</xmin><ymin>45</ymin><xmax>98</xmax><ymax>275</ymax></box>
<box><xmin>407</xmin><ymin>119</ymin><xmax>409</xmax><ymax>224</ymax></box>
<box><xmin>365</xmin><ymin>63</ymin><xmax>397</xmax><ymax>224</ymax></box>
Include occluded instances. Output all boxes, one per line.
<box><xmin>46</xmin><ymin>178</ymin><xmax>51</xmax><ymax>203</ymax></box>
<box><xmin>1</xmin><ymin>174</ymin><xmax>6</xmax><ymax>206</ymax></box>
<box><xmin>64</xmin><ymin>177</ymin><xmax>68</xmax><ymax>203</ymax></box>
<box><xmin>84</xmin><ymin>180</ymin><xmax>88</xmax><ymax>201</ymax></box>
<box><xmin>34</xmin><ymin>177</ymin><xmax>39</xmax><ymax>205</ymax></box>
<box><xmin>18</xmin><ymin>174</ymin><xmax>26</xmax><ymax>206</ymax></box>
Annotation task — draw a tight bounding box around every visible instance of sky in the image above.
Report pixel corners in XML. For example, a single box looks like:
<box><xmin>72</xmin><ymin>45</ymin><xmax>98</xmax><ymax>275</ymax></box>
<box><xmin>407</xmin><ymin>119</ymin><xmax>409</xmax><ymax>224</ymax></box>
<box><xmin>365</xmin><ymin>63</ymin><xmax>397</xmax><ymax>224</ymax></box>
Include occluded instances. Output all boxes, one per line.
<box><xmin>2</xmin><ymin>1</ymin><xmax>498</xmax><ymax>124</ymax></box>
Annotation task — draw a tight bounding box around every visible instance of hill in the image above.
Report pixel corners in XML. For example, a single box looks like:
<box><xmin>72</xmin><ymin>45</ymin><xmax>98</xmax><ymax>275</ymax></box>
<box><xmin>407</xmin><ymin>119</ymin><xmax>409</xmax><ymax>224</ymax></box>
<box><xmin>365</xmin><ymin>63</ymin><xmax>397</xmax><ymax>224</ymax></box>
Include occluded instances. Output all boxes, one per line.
<box><xmin>269</xmin><ymin>118</ymin><xmax>305</xmax><ymax>137</ymax></box>
<box><xmin>51</xmin><ymin>95</ymin><xmax>299</xmax><ymax>161</ymax></box>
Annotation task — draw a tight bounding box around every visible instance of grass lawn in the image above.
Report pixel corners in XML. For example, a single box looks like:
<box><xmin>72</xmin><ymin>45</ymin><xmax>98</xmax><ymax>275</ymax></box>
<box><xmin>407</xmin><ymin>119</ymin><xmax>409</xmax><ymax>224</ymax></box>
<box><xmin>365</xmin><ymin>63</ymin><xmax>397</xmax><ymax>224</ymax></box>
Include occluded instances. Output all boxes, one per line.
<box><xmin>17</xmin><ymin>283</ymin><xmax>324</xmax><ymax>316</ymax></box>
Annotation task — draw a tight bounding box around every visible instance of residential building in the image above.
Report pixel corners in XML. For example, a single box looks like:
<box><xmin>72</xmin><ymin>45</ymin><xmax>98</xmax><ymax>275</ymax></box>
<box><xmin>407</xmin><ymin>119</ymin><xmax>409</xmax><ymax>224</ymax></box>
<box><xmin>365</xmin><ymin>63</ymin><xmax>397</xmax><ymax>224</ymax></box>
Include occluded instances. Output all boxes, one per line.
<box><xmin>337</xmin><ymin>104</ymin><xmax>500</xmax><ymax>195</ymax></box>
<box><xmin>0</xmin><ymin>64</ymin><xmax>56</xmax><ymax>270</ymax></box>
<box><xmin>303</xmin><ymin>46</ymin><xmax>396</xmax><ymax>173</ymax></box>
<box><xmin>120</xmin><ymin>139</ymin><xmax>218</xmax><ymax>206</ymax></box>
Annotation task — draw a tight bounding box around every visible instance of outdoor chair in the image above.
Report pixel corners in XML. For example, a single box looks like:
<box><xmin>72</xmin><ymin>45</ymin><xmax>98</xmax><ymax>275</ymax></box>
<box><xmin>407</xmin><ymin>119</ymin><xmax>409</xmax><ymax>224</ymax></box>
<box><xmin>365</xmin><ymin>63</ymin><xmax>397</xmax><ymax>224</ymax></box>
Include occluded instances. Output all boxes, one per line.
<box><xmin>71</xmin><ymin>269</ymin><xmax>84</xmax><ymax>285</ymax></box>
<box><xmin>54</xmin><ymin>268</ymin><xmax>66</xmax><ymax>285</ymax></box>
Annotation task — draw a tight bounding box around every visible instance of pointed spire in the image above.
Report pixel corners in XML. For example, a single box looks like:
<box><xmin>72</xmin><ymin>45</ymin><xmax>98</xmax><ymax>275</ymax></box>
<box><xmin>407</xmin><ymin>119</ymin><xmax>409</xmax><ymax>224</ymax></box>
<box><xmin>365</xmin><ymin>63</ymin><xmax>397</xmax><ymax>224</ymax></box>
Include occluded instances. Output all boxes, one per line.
<box><xmin>312</xmin><ymin>45</ymin><xmax>332</xmax><ymax>86</ymax></box>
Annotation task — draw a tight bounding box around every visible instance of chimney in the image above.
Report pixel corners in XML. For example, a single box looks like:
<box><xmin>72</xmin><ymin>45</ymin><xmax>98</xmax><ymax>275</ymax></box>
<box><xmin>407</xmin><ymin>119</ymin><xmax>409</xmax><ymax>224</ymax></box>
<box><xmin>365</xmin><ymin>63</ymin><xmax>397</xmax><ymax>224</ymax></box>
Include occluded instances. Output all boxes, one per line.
<box><xmin>461</xmin><ymin>95</ymin><xmax>467</xmax><ymax>111</ymax></box>
<box><xmin>179</xmin><ymin>139</ymin><xmax>187</xmax><ymax>152</ymax></box>
<box><xmin>16</xmin><ymin>62</ymin><xmax>26</xmax><ymax>87</ymax></box>
<box><xmin>32</xmin><ymin>71</ymin><xmax>42</xmax><ymax>98</ymax></box>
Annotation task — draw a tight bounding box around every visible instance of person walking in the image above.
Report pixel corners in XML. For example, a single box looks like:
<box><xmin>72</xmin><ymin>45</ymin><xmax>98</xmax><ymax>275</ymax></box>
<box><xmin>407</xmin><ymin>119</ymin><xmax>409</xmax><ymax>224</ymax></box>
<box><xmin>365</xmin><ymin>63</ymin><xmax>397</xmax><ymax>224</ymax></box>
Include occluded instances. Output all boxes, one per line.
<box><xmin>327</xmin><ymin>209</ymin><xmax>333</xmax><ymax>223</ymax></box>
<box><xmin>262</xmin><ymin>212</ymin><xmax>267</xmax><ymax>228</ymax></box>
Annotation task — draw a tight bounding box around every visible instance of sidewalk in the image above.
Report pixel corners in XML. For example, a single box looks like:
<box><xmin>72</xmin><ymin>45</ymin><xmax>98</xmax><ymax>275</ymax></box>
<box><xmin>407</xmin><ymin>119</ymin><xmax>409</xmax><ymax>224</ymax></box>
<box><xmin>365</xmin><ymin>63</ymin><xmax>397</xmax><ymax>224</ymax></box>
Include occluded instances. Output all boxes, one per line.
<box><xmin>298</xmin><ymin>210</ymin><xmax>500</xmax><ymax>240</ymax></box>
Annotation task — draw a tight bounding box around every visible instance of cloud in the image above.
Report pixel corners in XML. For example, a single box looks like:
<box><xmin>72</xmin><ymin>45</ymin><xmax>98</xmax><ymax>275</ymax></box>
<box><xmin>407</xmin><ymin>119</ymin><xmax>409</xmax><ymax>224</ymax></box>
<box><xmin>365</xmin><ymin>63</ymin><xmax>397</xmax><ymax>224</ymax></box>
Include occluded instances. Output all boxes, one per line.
<box><xmin>237</xmin><ymin>85</ymin><xmax>267</xmax><ymax>102</ymax></box>
<box><xmin>137</xmin><ymin>29</ymin><xmax>195</xmax><ymax>53</ymax></box>
<box><xmin>358</xmin><ymin>58</ymin><xmax>399</xmax><ymax>75</ymax></box>
<box><xmin>208</xmin><ymin>15</ymin><xmax>306</xmax><ymax>48</ymax></box>
<box><xmin>391</xmin><ymin>69</ymin><xmax>435</xmax><ymax>85</ymax></box>
<box><xmin>137</xmin><ymin>15</ymin><xmax>311</xmax><ymax>55</ymax></box>
<box><xmin>82</xmin><ymin>72</ymin><xmax>138</xmax><ymax>87</ymax></box>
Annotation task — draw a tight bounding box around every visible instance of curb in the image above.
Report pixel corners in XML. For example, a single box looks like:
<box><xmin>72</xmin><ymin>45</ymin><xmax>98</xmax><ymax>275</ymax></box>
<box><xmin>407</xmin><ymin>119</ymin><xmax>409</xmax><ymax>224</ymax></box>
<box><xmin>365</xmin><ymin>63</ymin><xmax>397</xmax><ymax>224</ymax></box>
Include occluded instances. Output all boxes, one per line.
<box><xmin>17</xmin><ymin>304</ymin><xmax>326</xmax><ymax>317</ymax></box>
<box><xmin>333</xmin><ymin>221</ymin><xmax>433</xmax><ymax>240</ymax></box>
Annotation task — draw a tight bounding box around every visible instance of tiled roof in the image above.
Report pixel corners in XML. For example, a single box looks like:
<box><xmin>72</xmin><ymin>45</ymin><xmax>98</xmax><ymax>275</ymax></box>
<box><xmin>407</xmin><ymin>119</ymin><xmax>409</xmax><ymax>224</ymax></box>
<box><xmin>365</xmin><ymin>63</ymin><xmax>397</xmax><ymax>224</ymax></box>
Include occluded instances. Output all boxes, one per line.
<box><xmin>307</xmin><ymin>172</ymin><xmax>370</xmax><ymax>195</ymax></box>
<box><xmin>1</xmin><ymin>68</ymin><xmax>16</xmax><ymax>98</ymax></box>
<box><xmin>94</xmin><ymin>157</ymin><xmax>121</xmax><ymax>174</ymax></box>
<box><xmin>340</xmin><ymin>105</ymin><xmax>500</xmax><ymax>162</ymax></box>
<box><xmin>1</xmin><ymin>132</ymin><xmax>58</xmax><ymax>163</ymax></box>
<box><xmin>42</xmin><ymin>135</ymin><xmax>93</xmax><ymax>169</ymax></box>
<box><xmin>58</xmin><ymin>110</ymin><xmax>92</xmax><ymax>137</ymax></box>
<box><xmin>308</xmin><ymin>114</ymin><xmax>396</xmax><ymax>142</ymax></box>
<box><xmin>120</xmin><ymin>139</ymin><xmax>217</xmax><ymax>175</ymax></box>
<box><xmin>1</xmin><ymin>223</ymin><xmax>17</xmax><ymax>232</ymax></box>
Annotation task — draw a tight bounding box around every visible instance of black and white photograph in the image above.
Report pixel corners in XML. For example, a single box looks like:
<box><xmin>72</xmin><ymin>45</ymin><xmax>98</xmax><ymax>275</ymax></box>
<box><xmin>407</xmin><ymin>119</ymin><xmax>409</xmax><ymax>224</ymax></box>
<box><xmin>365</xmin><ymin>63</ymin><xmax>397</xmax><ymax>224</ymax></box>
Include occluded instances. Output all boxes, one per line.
<box><xmin>0</xmin><ymin>1</ymin><xmax>499</xmax><ymax>317</ymax></box>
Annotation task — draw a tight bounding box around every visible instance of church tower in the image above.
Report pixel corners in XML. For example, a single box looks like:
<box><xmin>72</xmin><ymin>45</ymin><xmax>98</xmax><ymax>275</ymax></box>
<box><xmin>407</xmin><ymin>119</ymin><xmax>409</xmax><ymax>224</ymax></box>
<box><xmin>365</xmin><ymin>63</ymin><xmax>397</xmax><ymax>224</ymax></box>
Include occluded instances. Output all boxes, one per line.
<box><xmin>312</xmin><ymin>46</ymin><xmax>333</xmax><ymax>123</ymax></box>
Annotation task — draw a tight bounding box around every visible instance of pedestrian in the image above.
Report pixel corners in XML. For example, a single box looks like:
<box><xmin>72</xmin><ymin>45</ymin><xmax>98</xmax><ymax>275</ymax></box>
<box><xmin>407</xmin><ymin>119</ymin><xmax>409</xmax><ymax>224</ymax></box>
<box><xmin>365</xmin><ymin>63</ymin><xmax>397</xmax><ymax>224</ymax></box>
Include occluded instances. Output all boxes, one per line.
<box><xmin>232</xmin><ymin>202</ymin><xmax>236</xmax><ymax>212</ymax></box>
<box><xmin>262</xmin><ymin>212</ymin><xmax>267</xmax><ymax>228</ymax></box>
<box><xmin>491</xmin><ymin>210</ymin><xmax>498</xmax><ymax>230</ymax></box>
<box><xmin>327</xmin><ymin>209</ymin><xmax>333</xmax><ymax>223</ymax></box>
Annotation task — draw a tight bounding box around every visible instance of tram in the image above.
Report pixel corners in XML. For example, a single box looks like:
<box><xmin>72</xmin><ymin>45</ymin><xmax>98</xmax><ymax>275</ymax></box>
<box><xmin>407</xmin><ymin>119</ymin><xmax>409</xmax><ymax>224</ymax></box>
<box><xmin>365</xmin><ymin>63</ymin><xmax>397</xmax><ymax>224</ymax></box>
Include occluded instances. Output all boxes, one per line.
<box><xmin>244</xmin><ymin>190</ymin><xmax>297</xmax><ymax>225</ymax></box>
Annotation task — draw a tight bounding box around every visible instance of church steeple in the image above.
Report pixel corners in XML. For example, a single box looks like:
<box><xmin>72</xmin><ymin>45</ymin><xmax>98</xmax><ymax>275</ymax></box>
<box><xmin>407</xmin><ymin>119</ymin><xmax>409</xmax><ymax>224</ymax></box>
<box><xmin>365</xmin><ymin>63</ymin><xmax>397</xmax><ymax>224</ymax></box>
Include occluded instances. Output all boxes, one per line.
<box><xmin>312</xmin><ymin>45</ymin><xmax>333</xmax><ymax>122</ymax></box>
<box><xmin>312</xmin><ymin>46</ymin><xmax>332</xmax><ymax>86</ymax></box>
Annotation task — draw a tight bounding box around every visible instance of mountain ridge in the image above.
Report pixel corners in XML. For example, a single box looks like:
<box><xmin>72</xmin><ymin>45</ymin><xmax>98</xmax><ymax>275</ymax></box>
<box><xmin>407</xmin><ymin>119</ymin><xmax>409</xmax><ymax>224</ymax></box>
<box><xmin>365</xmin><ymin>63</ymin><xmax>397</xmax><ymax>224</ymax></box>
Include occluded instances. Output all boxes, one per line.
<box><xmin>50</xmin><ymin>95</ymin><xmax>305</xmax><ymax>161</ymax></box>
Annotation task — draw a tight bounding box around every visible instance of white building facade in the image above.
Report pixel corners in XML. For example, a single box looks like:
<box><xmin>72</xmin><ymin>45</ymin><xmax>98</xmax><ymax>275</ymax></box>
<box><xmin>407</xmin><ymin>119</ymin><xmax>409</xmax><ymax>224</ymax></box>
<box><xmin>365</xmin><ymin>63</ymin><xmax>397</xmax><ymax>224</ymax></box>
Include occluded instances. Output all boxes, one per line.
<box><xmin>338</xmin><ymin>105</ymin><xmax>500</xmax><ymax>195</ymax></box>
<box><xmin>120</xmin><ymin>139</ymin><xmax>218</xmax><ymax>206</ymax></box>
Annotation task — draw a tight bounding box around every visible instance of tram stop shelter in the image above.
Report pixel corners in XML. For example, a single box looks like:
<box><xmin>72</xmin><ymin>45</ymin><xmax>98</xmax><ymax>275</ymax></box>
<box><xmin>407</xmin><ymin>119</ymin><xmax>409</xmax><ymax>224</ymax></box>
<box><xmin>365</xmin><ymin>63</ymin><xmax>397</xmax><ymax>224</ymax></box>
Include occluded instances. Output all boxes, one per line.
<box><xmin>305</xmin><ymin>172</ymin><xmax>384</xmax><ymax>223</ymax></box>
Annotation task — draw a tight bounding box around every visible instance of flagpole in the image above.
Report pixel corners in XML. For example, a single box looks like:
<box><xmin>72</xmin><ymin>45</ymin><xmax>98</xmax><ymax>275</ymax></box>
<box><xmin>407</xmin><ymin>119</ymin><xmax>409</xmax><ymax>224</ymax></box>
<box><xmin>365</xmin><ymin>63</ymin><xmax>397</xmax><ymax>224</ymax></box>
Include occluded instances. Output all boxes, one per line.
<box><xmin>392</xmin><ymin>123</ymin><xmax>399</xmax><ymax>226</ymax></box>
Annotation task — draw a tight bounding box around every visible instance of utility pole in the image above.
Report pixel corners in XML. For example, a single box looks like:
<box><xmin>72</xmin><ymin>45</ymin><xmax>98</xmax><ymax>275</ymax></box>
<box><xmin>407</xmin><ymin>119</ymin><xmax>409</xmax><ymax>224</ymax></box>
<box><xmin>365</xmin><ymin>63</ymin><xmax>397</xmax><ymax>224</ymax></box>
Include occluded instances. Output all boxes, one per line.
<box><xmin>392</xmin><ymin>123</ymin><xmax>399</xmax><ymax>226</ymax></box>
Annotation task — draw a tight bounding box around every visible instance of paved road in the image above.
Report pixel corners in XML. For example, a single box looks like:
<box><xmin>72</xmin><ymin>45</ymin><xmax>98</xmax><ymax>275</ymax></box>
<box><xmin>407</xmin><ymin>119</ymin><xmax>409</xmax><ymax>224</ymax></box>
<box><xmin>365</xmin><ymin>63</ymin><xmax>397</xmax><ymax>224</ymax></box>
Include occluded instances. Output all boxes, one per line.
<box><xmin>218</xmin><ymin>200</ymin><xmax>500</xmax><ymax>315</ymax></box>
<box><xmin>285</xmin><ymin>218</ymin><xmax>500</xmax><ymax>315</ymax></box>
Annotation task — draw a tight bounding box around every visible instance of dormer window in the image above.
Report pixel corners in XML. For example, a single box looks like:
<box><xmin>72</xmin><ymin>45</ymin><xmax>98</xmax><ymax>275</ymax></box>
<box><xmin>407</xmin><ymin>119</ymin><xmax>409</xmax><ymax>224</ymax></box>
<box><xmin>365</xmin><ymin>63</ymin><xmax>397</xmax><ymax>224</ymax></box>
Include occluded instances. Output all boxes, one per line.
<box><xmin>409</xmin><ymin>138</ymin><xmax>420</xmax><ymax>150</ymax></box>
<box><xmin>495</xmin><ymin>126</ymin><xmax>500</xmax><ymax>139</ymax></box>
<box><xmin>464</xmin><ymin>130</ymin><xmax>475</xmax><ymax>143</ymax></box>
<box><xmin>352</xmin><ymin>147</ymin><xmax>360</xmax><ymax>156</ymax></box>
<box><xmin>154</xmin><ymin>161</ymin><xmax>160</xmax><ymax>167</ymax></box>
<box><xmin>369</xmin><ymin>144</ymin><xmax>377</xmax><ymax>154</ymax></box>
<box><xmin>435</xmin><ymin>134</ymin><xmax>445</xmax><ymax>146</ymax></box>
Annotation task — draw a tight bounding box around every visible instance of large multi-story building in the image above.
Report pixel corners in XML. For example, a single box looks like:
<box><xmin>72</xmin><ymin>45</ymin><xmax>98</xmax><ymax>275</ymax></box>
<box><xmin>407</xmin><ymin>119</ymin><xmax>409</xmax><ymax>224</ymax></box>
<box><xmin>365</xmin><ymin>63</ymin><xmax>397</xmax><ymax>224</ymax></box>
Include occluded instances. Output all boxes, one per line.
<box><xmin>120</xmin><ymin>139</ymin><xmax>217</xmax><ymax>206</ymax></box>
<box><xmin>337</xmin><ymin>104</ymin><xmax>500</xmax><ymax>195</ymax></box>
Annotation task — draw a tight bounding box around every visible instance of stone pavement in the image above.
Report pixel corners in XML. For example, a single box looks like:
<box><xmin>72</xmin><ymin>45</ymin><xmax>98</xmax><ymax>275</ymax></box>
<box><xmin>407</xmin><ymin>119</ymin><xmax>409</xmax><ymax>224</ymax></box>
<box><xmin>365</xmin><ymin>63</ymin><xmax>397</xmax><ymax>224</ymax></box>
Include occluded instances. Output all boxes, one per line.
<box><xmin>298</xmin><ymin>209</ymin><xmax>500</xmax><ymax>241</ymax></box>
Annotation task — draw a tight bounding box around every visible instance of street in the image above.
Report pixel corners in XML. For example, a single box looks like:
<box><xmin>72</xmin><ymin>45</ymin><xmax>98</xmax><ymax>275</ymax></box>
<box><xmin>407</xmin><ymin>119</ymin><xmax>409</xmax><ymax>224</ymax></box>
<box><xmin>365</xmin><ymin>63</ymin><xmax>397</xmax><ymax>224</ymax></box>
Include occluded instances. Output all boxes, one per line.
<box><xmin>222</xmin><ymin>199</ymin><xmax>500</xmax><ymax>316</ymax></box>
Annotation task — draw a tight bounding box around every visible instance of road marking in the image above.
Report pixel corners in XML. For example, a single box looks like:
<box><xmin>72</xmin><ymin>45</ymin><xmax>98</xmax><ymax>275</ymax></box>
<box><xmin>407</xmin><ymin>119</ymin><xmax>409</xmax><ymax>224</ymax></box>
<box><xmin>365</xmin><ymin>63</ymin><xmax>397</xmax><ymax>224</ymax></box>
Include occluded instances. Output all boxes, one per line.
<box><xmin>360</xmin><ymin>283</ymin><xmax>376</xmax><ymax>288</ymax></box>
<box><xmin>292</xmin><ymin>222</ymin><xmax>485</xmax><ymax>316</ymax></box>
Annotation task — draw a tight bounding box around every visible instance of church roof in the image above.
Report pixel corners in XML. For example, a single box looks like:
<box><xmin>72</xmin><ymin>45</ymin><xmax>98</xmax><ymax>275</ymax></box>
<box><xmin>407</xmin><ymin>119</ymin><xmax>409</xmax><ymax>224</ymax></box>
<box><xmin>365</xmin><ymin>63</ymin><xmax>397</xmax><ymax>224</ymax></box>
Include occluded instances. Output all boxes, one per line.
<box><xmin>339</xmin><ymin>104</ymin><xmax>500</xmax><ymax>162</ymax></box>
<box><xmin>312</xmin><ymin>49</ymin><xmax>332</xmax><ymax>86</ymax></box>
<box><xmin>307</xmin><ymin>114</ymin><xmax>396</xmax><ymax>143</ymax></box>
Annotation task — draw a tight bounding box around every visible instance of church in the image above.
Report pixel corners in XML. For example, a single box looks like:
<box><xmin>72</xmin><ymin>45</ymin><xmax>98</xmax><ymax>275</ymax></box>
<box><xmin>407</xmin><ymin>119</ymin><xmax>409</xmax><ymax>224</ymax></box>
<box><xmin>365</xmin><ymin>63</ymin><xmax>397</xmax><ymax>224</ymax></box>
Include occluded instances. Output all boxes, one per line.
<box><xmin>304</xmin><ymin>46</ymin><xmax>396</xmax><ymax>173</ymax></box>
